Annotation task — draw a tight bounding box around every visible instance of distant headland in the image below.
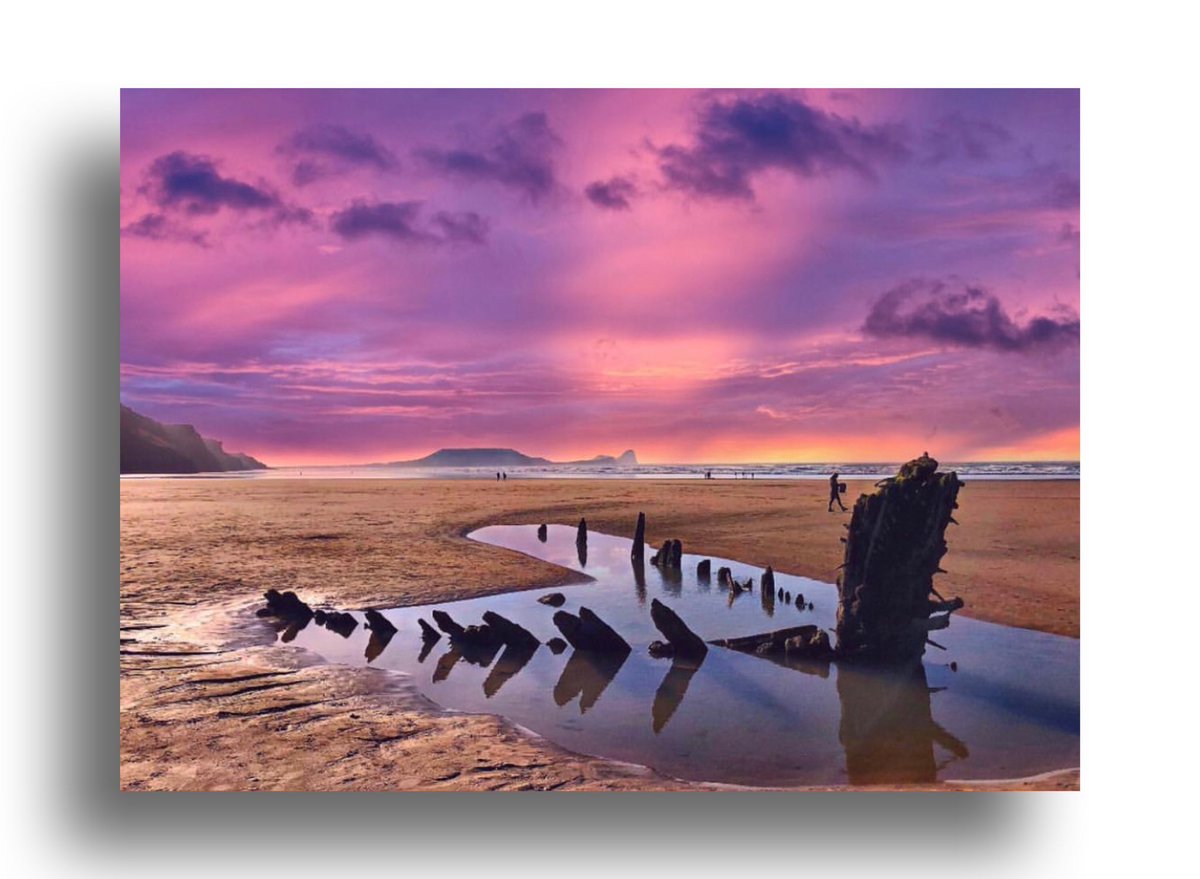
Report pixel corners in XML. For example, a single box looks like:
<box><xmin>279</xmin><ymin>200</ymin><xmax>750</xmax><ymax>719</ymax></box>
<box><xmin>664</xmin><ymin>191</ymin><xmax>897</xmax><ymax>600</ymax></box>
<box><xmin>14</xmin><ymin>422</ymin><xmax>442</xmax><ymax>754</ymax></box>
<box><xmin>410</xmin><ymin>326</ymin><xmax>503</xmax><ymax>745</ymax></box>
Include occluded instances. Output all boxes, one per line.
<box><xmin>385</xmin><ymin>448</ymin><xmax>638</xmax><ymax>468</ymax></box>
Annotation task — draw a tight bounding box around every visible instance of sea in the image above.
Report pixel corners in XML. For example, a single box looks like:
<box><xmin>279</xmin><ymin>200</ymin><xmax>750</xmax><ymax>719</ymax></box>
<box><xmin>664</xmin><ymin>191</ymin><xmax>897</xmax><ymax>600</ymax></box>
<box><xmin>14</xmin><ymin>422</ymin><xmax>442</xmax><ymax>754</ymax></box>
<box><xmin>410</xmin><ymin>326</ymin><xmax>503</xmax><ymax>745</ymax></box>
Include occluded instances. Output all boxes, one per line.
<box><xmin>122</xmin><ymin>460</ymin><xmax>1079</xmax><ymax>480</ymax></box>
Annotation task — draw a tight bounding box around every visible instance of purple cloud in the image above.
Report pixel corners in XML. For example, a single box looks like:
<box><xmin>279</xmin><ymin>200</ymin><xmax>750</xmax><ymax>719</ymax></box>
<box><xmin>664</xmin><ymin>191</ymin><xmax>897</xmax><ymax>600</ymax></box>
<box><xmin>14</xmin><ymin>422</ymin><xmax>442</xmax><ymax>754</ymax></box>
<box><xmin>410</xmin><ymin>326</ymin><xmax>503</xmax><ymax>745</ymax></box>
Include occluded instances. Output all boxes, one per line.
<box><xmin>584</xmin><ymin>176</ymin><xmax>637</xmax><ymax>210</ymax></box>
<box><xmin>330</xmin><ymin>200</ymin><xmax>489</xmax><ymax>245</ymax></box>
<box><xmin>330</xmin><ymin>200</ymin><xmax>430</xmax><ymax>242</ymax></box>
<box><xmin>278</xmin><ymin>123</ymin><xmax>398</xmax><ymax>185</ymax></box>
<box><xmin>431</xmin><ymin>210</ymin><xmax>490</xmax><ymax>244</ymax></box>
<box><xmin>922</xmin><ymin>113</ymin><xmax>1012</xmax><ymax>164</ymax></box>
<box><xmin>863</xmin><ymin>278</ymin><xmax>1080</xmax><ymax>352</ymax></box>
<box><xmin>121</xmin><ymin>212</ymin><xmax>210</xmax><ymax>248</ymax></box>
<box><xmin>416</xmin><ymin>112</ymin><xmax>561</xmax><ymax>203</ymax></box>
<box><xmin>141</xmin><ymin>151</ymin><xmax>313</xmax><ymax>229</ymax></box>
<box><xmin>655</xmin><ymin>93</ymin><xmax>909</xmax><ymax>200</ymax></box>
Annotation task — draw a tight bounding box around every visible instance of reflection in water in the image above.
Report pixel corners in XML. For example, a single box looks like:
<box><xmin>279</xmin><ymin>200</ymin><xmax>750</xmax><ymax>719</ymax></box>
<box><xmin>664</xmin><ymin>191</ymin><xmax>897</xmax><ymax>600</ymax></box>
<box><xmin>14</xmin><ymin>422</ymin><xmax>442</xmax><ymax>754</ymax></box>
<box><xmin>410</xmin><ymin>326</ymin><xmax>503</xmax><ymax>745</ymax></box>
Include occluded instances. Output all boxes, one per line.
<box><xmin>279</xmin><ymin>616</ymin><xmax>310</xmax><ymax>643</ymax></box>
<box><xmin>553</xmin><ymin>650</ymin><xmax>628</xmax><ymax>713</ymax></box>
<box><xmin>760</xmin><ymin>580</ymin><xmax>775</xmax><ymax>617</ymax></box>
<box><xmin>281</xmin><ymin>524</ymin><xmax>1077</xmax><ymax>786</ymax></box>
<box><xmin>432</xmin><ymin>646</ymin><xmax>463</xmax><ymax>682</ymax></box>
<box><xmin>483</xmin><ymin>642</ymin><xmax>539</xmax><ymax>698</ymax></box>
<box><xmin>660</xmin><ymin>565</ymin><xmax>682</xmax><ymax>596</ymax></box>
<box><xmin>836</xmin><ymin>661</ymin><xmax>969</xmax><ymax>784</ymax></box>
<box><xmin>416</xmin><ymin>638</ymin><xmax>437</xmax><ymax>664</ymax></box>
<box><xmin>631</xmin><ymin>557</ymin><xmax>647</xmax><ymax>605</ymax></box>
<box><xmin>577</xmin><ymin>539</ymin><xmax>588</xmax><ymax>567</ymax></box>
<box><xmin>651</xmin><ymin>654</ymin><xmax>704</xmax><ymax>734</ymax></box>
<box><xmin>364</xmin><ymin>628</ymin><xmax>395</xmax><ymax>662</ymax></box>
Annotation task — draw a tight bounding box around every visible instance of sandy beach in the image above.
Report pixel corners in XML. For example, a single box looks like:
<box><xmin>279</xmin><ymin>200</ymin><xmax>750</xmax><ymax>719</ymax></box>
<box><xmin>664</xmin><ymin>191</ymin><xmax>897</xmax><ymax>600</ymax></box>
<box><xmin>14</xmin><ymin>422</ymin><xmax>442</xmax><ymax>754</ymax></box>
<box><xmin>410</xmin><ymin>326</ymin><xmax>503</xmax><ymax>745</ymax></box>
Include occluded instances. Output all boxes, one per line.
<box><xmin>120</xmin><ymin>477</ymin><xmax>1079</xmax><ymax>791</ymax></box>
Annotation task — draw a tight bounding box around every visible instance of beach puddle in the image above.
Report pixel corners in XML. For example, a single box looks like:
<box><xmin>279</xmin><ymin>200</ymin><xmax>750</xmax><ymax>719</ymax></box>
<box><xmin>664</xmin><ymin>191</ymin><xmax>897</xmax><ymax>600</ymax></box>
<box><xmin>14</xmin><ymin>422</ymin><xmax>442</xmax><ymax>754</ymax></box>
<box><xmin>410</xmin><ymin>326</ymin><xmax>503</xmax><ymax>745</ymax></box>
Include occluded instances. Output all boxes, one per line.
<box><xmin>278</xmin><ymin>525</ymin><xmax>1079</xmax><ymax>787</ymax></box>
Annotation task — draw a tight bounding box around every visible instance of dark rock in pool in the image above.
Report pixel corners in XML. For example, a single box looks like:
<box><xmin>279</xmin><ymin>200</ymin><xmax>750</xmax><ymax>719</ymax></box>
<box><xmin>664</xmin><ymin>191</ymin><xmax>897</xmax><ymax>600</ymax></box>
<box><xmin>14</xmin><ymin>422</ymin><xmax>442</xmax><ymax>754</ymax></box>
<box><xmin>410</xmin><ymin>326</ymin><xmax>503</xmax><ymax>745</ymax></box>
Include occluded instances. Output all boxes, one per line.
<box><xmin>323</xmin><ymin>610</ymin><xmax>358</xmax><ymax>638</ymax></box>
<box><xmin>546</xmin><ymin>637</ymin><xmax>568</xmax><ymax>654</ymax></box>
<box><xmin>649</xmin><ymin>599</ymin><xmax>707</xmax><ymax>660</ymax></box>
<box><xmin>431</xmin><ymin>609</ymin><xmax>466</xmax><ymax>638</ymax></box>
<box><xmin>795</xmin><ymin>593</ymin><xmax>805</xmax><ymax>609</ymax></box>
<box><xmin>538</xmin><ymin>592</ymin><xmax>566</xmax><ymax>607</ymax></box>
<box><xmin>537</xmin><ymin>523</ymin><xmax>548</xmax><ymax>542</ymax></box>
<box><xmin>431</xmin><ymin>608</ymin><xmax>508</xmax><ymax>650</ymax></box>
<box><xmin>364</xmin><ymin>609</ymin><xmax>397</xmax><ymax>639</ymax></box>
<box><xmin>482</xmin><ymin>610</ymin><xmax>540</xmax><ymax>650</ymax></box>
<box><xmin>651</xmin><ymin>539</ymin><xmax>683</xmax><ymax>569</ymax></box>
<box><xmin>260</xmin><ymin>588</ymin><xmax>314</xmax><ymax>622</ymax></box>
<box><xmin>696</xmin><ymin>559</ymin><xmax>711</xmax><ymax>578</ymax></box>
<box><xmin>418</xmin><ymin>617</ymin><xmax>441</xmax><ymax>643</ymax></box>
<box><xmin>761</xmin><ymin>566</ymin><xmax>775</xmax><ymax>593</ymax></box>
<box><xmin>576</xmin><ymin>518</ymin><xmax>588</xmax><ymax>544</ymax></box>
<box><xmin>313</xmin><ymin>609</ymin><xmax>327</xmax><ymax>625</ymax></box>
<box><xmin>552</xmin><ymin>606</ymin><xmax>630</xmax><ymax>654</ymax></box>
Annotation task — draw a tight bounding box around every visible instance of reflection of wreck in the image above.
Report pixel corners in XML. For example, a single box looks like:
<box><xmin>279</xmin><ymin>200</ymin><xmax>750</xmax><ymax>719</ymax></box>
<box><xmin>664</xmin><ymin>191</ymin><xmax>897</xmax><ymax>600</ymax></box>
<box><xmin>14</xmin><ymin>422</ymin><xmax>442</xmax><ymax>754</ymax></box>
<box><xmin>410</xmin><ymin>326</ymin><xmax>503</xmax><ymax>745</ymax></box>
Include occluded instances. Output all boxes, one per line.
<box><xmin>427</xmin><ymin>608</ymin><xmax>540</xmax><ymax>695</ymax></box>
<box><xmin>632</xmin><ymin>459</ymin><xmax>970</xmax><ymax>778</ymax></box>
<box><xmin>363</xmin><ymin>610</ymin><xmax>397</xmax><ymax>662</ymax></box>
<box><xmin>483</xmin><ymin>639</ymin><xmax>539</xmax><ymax>698</ymax></box>
<box><xmin>553</xmin><ymin>650</ymin><xmax>627</xmax><ymax>713</ymax></box>
<box><xmin>836</xmin><ymin>662</ymin><xmax>968</xmax><ymax>784</ymax></box>
<box><xmin>651</xmin><ymin>655</ymin><xmax>703</xmax><ymax>733</ymax></box>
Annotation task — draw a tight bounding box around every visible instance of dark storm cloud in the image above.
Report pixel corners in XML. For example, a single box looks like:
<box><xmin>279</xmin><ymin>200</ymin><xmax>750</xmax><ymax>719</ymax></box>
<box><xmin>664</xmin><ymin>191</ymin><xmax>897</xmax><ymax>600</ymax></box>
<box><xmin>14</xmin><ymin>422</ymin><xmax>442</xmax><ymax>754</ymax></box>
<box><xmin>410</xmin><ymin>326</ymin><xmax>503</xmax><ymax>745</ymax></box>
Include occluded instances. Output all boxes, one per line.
<box><xmin>416</xmin><ymin>112</ymin><xmax>561</xmax><ymax>203</ymax></box>
<box><xmin>584</xmin><ymin>176</ymin><xmax>637</xmax><ymax>210</ymax></box>
<box><xmin>120</xmin><ymin>212</ymin><xmax>210</xmax><ymax>248</ymax></box>
<box><xmin>330</xmin><ymin>200</ymin><xmax>489</xmax><ymax>245</ymax></box>
<box><xmin>278</xmin><ymin>123</ymin><xmax>398</xmax><ymax>185</ymax></box>
<box><xmin>654</xmin><ymin>93</ymin><xmax>909</xmax><ymax>200</ymax></box>
<box><xmin>863</xmin><ymin>278</ymin><xmax>1080</xmax><ymax>352</ymax></box>
<box><xmin>141</xmin><ymin>151</ymin><xmax>312</xmax><ymax>226</ymax></box>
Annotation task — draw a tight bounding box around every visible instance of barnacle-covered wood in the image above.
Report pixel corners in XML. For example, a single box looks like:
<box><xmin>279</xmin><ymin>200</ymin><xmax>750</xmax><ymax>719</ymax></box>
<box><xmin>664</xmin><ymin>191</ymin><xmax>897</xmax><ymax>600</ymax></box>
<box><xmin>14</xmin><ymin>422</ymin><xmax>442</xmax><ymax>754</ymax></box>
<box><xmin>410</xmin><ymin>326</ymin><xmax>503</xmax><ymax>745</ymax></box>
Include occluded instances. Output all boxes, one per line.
<box><xmin>835</xmin><ymin>453</ymin><xmax>964</xmax><ymax>662</ymax></box>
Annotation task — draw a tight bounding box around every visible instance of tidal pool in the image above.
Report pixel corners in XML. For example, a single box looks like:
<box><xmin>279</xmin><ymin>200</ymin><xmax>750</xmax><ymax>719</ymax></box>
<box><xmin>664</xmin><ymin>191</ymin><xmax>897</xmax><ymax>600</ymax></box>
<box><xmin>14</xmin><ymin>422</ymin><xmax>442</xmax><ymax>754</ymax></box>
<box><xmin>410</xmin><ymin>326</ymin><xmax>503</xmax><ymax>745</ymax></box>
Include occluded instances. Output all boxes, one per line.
<box><xmin>278</xmin><ymin>524</ymin><xmax>1079</xmax><ymax>787</ymax></box>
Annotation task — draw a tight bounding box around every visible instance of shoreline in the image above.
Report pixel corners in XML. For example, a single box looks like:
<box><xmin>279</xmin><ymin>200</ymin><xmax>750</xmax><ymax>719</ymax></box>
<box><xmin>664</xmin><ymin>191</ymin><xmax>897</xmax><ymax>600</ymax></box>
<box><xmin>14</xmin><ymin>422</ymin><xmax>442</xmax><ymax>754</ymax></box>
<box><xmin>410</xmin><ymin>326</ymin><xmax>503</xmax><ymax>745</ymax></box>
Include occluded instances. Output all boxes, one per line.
<box><xmin>120</xmin><ymin>476</ymin><xmax>1079</xmax><ymax>791</ymax></box>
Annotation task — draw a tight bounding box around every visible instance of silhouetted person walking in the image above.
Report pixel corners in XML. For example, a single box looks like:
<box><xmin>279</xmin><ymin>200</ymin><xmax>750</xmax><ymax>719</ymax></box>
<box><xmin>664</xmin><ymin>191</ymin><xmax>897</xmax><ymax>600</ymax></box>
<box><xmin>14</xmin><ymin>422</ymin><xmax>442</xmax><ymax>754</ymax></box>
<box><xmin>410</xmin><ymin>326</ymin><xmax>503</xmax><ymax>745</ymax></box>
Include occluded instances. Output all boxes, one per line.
<box><xmin>828</xmin><ymin>472</ymin><xmax>846</xmax><ymax>512</ymax></box>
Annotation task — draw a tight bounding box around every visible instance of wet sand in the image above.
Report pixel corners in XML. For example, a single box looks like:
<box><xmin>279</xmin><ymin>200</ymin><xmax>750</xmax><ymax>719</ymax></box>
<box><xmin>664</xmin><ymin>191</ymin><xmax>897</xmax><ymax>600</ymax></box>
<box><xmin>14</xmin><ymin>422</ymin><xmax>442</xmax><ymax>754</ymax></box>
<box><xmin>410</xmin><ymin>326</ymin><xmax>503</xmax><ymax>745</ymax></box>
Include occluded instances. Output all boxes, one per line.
<box><xmin>120</xmin><ymin>477</ymin><xmax>1079</xmax><ymax>791</ymax></box>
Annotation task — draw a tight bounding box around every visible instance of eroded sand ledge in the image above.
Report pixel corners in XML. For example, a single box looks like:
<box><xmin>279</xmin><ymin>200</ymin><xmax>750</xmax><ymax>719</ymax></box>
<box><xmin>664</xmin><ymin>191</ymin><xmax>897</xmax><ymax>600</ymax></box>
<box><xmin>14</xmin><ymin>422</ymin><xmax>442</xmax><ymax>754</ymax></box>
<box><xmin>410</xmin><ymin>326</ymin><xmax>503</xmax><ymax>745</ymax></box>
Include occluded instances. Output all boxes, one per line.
<box><xmin>120</xmin><ymin>478</ymin><xmax>1079</xmax><ymax>791</ymax></box>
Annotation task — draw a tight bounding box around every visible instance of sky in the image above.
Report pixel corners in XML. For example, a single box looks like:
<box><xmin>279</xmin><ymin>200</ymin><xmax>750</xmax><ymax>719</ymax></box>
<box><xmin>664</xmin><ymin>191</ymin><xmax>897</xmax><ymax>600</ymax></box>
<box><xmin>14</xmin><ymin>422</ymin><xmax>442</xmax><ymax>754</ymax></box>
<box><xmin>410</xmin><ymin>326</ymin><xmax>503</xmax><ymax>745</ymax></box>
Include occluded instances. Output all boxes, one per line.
<box><xmin>120</xmin><ymin>89</ymin><xmax>1079</xmax><ymax>466</ymax></box>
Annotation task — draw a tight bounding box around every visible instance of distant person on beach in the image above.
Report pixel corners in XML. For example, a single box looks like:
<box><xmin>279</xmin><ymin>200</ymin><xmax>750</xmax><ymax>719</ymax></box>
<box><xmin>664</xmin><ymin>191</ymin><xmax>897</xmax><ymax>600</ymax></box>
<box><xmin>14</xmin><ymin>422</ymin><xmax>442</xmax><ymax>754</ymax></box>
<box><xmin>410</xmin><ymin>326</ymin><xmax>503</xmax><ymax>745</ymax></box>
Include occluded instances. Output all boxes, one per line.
<box><xmin>496</xmin><ymin>472</ymin><xmax>501</xmax><ymax>481</ymax></box>
<box><xmin>502</xmin><ymin>472</ymin><xmax>507</xmax><ymax>481</ymax></box>
<box><xmin>828</xmin><ymin>472</ymin><xmax>847</xmax><ymax>512</ymax></box>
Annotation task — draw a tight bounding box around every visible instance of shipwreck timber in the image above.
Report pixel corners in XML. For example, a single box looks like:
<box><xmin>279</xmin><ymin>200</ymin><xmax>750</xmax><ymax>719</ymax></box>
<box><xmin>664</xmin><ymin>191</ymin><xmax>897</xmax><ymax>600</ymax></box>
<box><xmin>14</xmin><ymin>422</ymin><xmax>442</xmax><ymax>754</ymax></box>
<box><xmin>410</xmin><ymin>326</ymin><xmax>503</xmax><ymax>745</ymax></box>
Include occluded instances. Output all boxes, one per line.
<box><xmin>835</xmin><ymin>453</ymin><xmax>964</xmax><ymax>662</ymax></box>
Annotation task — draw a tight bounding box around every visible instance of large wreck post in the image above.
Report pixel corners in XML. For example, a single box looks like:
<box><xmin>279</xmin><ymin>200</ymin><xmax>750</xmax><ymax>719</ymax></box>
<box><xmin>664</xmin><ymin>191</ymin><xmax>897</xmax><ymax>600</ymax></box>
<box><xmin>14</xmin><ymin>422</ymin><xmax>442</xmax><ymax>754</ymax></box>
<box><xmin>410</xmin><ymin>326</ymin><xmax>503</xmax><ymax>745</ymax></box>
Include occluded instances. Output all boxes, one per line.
<box><xmin>632</xmin><ymin>512</ymin><xmax>646</xmax><ymax>563</ymax></box>
<box><xmin>835</xmin><ymin>453</ymin><xmax>965</xmax><ymax>662</ymax></box>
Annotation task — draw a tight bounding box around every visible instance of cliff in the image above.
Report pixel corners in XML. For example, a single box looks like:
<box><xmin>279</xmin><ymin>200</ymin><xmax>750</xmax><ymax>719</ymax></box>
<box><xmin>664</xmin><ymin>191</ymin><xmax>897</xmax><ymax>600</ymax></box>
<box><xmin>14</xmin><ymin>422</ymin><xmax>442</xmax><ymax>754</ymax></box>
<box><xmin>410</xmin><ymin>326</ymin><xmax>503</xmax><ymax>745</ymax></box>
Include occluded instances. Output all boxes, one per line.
<box><xmin>120</xmin><ymin>405</ymin><xmax>267</xmax><ymax>474</ymax></box>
